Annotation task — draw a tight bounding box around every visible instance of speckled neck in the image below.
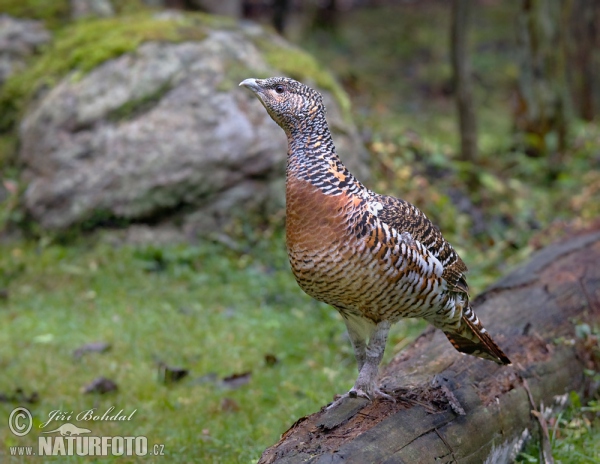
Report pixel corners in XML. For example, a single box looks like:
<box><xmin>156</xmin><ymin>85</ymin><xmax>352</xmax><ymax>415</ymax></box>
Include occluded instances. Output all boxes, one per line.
<box><xmin>286</xmin><ymin>110</ymin><xmax>366</xmax><ymax>197</ymax></box>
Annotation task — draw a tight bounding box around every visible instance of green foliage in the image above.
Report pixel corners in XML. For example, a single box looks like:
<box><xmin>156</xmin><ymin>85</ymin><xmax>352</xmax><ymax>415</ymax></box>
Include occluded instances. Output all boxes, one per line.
<box><xmin>1</xmin><ymin>0</ymin><xmax>70</xmax><ymax>28</ymax></box>
<box><xmin>0</xmin><ymin>134</ymin><xmax>17</xmax><ymax>169</ymax></box>
<box><xmin>517</xmin><ymin>393</ymin><xmax>600</xmax><ymax>463</ymax></box>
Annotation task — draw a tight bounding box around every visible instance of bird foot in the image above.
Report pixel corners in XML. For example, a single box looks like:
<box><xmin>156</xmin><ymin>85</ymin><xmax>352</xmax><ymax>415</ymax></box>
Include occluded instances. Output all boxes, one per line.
<box><xmin>326</xmin><ymin>386</ymin><xmax>395</xmax><ymax>410</ymax></box>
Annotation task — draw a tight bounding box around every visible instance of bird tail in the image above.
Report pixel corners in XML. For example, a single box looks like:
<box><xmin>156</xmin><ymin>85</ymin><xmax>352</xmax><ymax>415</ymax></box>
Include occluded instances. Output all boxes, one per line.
<box><xmin>443</xmin><ymin>305</ymin><xmax>511</xmax><ymax>365</ymax></box>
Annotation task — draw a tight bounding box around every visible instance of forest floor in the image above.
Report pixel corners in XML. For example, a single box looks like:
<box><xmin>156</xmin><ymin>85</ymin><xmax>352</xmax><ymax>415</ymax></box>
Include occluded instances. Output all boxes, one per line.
<box><xmin>1</xmin><ymin>2</ymin><xmax>599</xmax><ymax>463</ymax></box>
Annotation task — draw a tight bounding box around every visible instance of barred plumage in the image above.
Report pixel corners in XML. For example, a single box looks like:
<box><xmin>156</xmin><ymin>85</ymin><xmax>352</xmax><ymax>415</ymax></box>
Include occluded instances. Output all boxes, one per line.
<box><xmin>240</xmin><ymin>77</ymin><xmax>510</xmax><ymax>403</ymax></box>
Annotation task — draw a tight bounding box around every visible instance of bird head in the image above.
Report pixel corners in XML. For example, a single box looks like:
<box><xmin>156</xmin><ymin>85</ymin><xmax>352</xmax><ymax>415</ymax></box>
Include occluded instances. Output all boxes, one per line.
<box><xmin>239</xmin><ymin>77</ymin><xmax>325</xmax><ymax>134</ymax></box>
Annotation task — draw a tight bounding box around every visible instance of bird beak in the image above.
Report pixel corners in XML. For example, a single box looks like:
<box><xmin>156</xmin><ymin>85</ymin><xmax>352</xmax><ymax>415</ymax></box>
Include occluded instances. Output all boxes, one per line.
<box><xmin>239</xmin><ymin>78</ymin><xmax>260</xmax><ymax>93</ymax></box>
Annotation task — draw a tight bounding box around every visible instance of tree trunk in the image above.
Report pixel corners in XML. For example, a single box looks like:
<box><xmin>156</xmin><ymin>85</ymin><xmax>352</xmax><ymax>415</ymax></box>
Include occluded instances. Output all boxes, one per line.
<box><xmin>193</xmin><ymin>0</ymin><xmax>242</xmax><ymax>17</ymax></box>
<box><xmin>311</xmin><ymin>0</ymin><xmax>339</xmax><ymax>33</ymax></box>
<box><xmin>258</xmin><ymin>230</ymin><xmax>600</xmax><ymax>464</ymax></box>
<box><xmin>451</xmin><ymin>0</ymin><xmax>478</xmax><ymax>171</ymax></box>
<box><xmin>571</xmin><ymin>0</ymin><xmax>599</xmax><ymax>121</ymax></box>
<box><xmin>272</xmin><ymin>0</ymin><xmax>290</xmax><ymax>35</ymax></box>
<box><xmin>515</xmin><ymin>0</ymin><xmax>572</xmax><ymax>166</ymax></box>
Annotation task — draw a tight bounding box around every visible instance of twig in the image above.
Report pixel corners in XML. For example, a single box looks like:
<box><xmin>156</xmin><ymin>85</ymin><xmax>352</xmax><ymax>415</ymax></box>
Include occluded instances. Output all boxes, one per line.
<box><xmin>517</xmin><ymin>363</ymin><xmax>554</xmax><ymax>464</ymax></box>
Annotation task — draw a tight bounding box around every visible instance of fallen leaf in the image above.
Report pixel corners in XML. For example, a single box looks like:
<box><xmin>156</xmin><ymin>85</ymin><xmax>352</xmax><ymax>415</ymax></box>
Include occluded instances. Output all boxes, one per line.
<box><xmin>33</xmin><ymin>334</ymin><xmax>54</xmax><ymax>344</ymax></box>
<box><xmin>222</xmin><ymin>371</ymin><xmax>251</xmax><ymax>389</ymax></box>
<box><xmin>0</xmin><ymin>388</ymin><xmax>39</xmax><ymax>403</ymax></box>
<box><xmin>157</xmin><ymin>362</ymin><xmax>189</xmax><ymax>384</ymax></box>
<box><xmin>264</xmin><ymin>353</ymin><xmax>278</xmax><ymax>367</ymax></box>
<box><xmin>83</xmin><ymin>377</ymin><xmax>118</xmax><ymax>394</ymax></box>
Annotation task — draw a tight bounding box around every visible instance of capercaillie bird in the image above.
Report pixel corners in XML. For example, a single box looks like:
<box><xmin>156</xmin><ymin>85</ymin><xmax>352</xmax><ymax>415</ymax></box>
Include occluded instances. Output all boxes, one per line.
<box><xmin>240</xmin><ymin>77</ymin><xmax>511</xmax><ymax>403</ymax></box>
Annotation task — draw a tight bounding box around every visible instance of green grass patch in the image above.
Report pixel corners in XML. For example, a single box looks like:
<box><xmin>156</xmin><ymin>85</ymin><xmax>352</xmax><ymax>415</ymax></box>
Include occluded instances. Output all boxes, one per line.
<box><xmin>518</xmin><ymin>393</ymin><xmax>600</xmax><ymax>464</ymax></box>
<box><xmin>0</xmin><ymin>233</ymin><xmax>424</xmax><ymax>462</ymax></box>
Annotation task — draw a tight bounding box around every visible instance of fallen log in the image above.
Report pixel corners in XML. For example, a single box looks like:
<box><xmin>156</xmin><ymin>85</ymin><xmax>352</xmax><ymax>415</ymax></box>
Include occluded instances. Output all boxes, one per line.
<box><xmin>259</xmin><ymin>230</ymin><xmax>600</xmax><ymax>464</ymax></box>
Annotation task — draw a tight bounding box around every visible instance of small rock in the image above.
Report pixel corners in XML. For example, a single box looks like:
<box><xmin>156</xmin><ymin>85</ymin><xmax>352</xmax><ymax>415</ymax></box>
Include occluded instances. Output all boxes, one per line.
<box><xmin>73</xmin><ymin>341</ymin><xmax>111</xmax><ymax>359</ymax></box>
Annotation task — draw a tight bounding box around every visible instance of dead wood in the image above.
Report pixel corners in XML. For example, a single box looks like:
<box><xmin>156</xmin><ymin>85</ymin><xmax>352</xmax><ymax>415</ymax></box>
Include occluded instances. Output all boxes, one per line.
<box><xmin>259</xmin><ymin>230</ymin><xmax>600</xmax><ymax>464</ymax></box>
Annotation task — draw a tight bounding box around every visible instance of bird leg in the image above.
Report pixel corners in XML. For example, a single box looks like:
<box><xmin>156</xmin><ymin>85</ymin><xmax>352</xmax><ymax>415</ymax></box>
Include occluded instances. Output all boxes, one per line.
<box><xmin>349</xmin><ymin>320</ymin><xmax>393</xmax><ymax>401</ymax></box>
<box><xmin>342</xmin><ymin>313</ymin><xmax>368</xmax><ymax>372</ymax></box>
<box><xmin>328</xmin><ymin>319</ymin><xmax>393</xmax><ymax>409</ymax></box>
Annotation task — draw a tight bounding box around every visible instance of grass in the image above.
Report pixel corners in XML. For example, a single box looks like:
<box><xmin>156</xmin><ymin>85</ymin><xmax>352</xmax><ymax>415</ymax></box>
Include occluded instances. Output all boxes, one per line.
<box><xmin>517</xmin><ymin>394</ymin><xmax>600</xmax><ymax>464</ymax></box>
<box><xmin>0</xmin><ymin>231</ymin><xmax>424</xmax><ymax>463</ymax></box>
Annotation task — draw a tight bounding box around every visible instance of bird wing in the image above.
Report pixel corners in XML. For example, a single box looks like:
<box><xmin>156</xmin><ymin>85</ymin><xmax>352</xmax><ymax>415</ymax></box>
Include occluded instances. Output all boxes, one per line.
<box><xmin>371</xmin><ymin>194</ymin><xmax>469</xmax><ymax>294</ymax></box>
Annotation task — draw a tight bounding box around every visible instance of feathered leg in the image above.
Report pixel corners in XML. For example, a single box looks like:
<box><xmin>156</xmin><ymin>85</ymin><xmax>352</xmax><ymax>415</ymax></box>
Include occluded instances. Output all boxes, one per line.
<box><xmin>350</xmin><ymin>320</ymin><xmax>393</xmax><ymax>400</ymax></box>
<box><xmin>328</xmin><ymin>318</ymin><xmax>393</xmax><ymax>408</ymax></box>
<box><xmin>341</xmin><ymin>312</ymin><xmax>369</xmax><ymax>372</ymax></box>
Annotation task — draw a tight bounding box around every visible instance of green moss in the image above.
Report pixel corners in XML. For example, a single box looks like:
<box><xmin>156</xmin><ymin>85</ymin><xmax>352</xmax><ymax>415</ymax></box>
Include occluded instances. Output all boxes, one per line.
<box><xmin>257</xmin><ymin>39</ymin><xmax>352</xmax><ymax>122</ymax></box>
<box><xmin>1</xmin><ymin>0</ymin><xmax>157</xmax><ymax>28</ymax></box>
<box><xmin>1</xmin><ymin>0</ymin><xmax>70</xmax><ymax>28</ymax></box>
<box><xmin>0</xmin><ymin>12</ymin><xmax>210</xmax><ymax>133</ymax></box>
<box><xmin>0</xmin><ymin>134</ymin><xmax>18</xmax><ymax>170</ymax></box>
<box><xmin>107</xmin><ymin>80</ymin><xmax>173</xmax><ymax>122</ymax></box>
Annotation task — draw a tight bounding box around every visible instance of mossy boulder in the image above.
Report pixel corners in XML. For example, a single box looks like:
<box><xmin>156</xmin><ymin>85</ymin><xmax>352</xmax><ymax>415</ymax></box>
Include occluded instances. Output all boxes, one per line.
<box><xmin>13</xmin><ymin>11</ymin><xmax>369</xmax><ymax>236</ymax></box>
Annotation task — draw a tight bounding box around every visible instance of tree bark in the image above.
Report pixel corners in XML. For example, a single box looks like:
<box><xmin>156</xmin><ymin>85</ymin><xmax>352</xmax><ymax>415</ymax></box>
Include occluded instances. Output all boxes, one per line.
<box><xmin>451</xmin><ymin>0</ymin><xmax>478</xmax><ymax>169</ymax></box>
<box><xmin>259</xmin><ymin>229</ymin><xmax>600</xmax><ymax>464</ymax></box>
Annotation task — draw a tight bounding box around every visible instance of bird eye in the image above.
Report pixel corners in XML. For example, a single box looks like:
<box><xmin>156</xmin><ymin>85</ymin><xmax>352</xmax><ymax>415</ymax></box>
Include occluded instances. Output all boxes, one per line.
<box><xmin>275</xmin><ymin>85</ymin><xmax>285</xmax><ymax>94</ymax></box>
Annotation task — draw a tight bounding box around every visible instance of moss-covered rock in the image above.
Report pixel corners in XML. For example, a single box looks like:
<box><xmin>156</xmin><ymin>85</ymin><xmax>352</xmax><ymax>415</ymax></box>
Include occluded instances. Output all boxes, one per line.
<box><xmin>0</xmin><ymin>0</ymin><xmax>154</xmax><ymax>28</ymax></box>
<box><xmin>0</xmin><ymin>12</ymin><xmax>215</xmax><ymax>132</ymax></box>
<box><xmin>11</xmin><ymin>11</ymin><xmax>368</xmax><ymax>235</ymax></box>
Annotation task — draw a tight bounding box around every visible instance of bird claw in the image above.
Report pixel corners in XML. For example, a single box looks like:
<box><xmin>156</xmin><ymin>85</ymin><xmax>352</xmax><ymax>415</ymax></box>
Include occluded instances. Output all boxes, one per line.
<box><xmin>348</xmin><ymin>388</ymin><xmax>371</xmax><ymax>400</ymax></box>
<box><xmin>326</xmin><ymin>387</ymin><xmax>395</xmax><ymax>410</ymax></box>
<box><xmin>373</xmin><ymin>387</ymin><xmax>395</xmax><ymax>402</ymax></box>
